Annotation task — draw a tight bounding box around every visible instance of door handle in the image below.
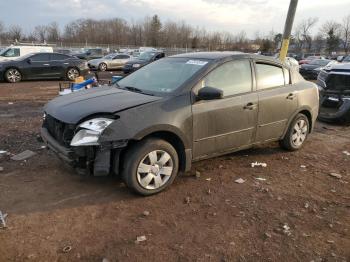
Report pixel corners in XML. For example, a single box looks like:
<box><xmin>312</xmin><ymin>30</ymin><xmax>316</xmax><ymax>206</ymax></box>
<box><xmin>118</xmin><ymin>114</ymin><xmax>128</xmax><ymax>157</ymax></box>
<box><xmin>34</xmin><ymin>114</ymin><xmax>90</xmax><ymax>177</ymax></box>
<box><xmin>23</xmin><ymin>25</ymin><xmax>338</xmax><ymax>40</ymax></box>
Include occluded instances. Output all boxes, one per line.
<box><xmin>286</xmin><ymin>93</ymin><xmax>296</xmax><ymax>100</ymax></box>
<box><xmin>43</xmin><ymin>64</ymin><xmax>50</xmax><ymax>66</ymax></box>
<box><xmin>243</xmin><ymin>102</ymin><xmax>257</xmax><ymax>110</ymax></box>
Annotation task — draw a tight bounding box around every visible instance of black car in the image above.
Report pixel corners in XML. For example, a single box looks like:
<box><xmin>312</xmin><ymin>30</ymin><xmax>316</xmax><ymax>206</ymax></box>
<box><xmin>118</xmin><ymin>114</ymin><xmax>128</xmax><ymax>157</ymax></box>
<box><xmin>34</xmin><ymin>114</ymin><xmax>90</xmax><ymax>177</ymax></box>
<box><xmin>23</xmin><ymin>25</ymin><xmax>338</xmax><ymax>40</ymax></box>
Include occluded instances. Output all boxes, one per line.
<box><xmin>123</xmin><ymin>51</ymin><xmax>165</xmax><ymax>74</ymax></box>
<box><xmin>317</xmin><ymin>63</ymin><xmax>350</xmax><ymax>124</ymax></box>
<box><xmin>41</xmin><ymin>52</ymin><xmax>319</xmax><ymax>195</ymax></box>
<box><xmin>0</xmin><ymin>53</ymin><xmax>89</xmax><ymax>83</ymax></box>
<box><xmin>299</xmin><ymin>59</ymin><xmax>331</xmax><ymax>80</ymax></box>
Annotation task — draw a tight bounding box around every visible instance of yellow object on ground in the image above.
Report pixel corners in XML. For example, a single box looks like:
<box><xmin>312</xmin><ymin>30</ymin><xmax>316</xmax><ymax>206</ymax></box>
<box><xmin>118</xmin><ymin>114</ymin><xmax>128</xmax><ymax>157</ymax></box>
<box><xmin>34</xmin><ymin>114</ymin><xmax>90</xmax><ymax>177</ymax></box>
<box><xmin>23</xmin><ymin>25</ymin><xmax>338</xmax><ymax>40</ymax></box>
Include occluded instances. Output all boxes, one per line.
<box><xmin>74</xmin><ymin>76</ymin><xmax>84</xmax><ymax>83</ymax></box>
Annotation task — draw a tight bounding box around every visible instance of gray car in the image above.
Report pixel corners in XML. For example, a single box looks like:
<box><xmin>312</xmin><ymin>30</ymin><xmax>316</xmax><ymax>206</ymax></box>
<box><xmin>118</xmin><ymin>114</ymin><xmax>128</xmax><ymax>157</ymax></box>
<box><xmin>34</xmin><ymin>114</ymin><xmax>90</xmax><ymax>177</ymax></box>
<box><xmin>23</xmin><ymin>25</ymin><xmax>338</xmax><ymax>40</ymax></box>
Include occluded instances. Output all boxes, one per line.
<box><xmin>88</xmin><ymin>53</ymin><xmax>131</xmax><ymax>71</ymax></box>
<box><xmin>41</xmin><ymin>52</ymin><xmax>319</xmax><ymax>195</ymax></box>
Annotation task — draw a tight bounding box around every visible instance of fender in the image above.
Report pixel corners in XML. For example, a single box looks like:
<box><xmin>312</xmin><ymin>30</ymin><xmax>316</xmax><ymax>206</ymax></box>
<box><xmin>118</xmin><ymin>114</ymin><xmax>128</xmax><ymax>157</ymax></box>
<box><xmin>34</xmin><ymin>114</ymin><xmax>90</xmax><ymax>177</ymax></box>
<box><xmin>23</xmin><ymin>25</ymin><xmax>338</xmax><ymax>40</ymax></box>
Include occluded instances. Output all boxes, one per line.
<box><xmin>281</xmin><ymin>105</ymin><xmax>315</xmax><ymax>138</ymax></box>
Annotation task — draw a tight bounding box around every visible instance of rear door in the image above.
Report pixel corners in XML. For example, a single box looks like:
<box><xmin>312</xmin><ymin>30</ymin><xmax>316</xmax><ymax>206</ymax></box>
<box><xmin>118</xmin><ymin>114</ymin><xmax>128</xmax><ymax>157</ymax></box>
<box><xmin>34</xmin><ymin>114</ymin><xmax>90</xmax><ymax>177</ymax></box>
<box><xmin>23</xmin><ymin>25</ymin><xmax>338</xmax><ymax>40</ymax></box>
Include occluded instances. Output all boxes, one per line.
<box><xmin>28</xmin><ymin>53</ymin><xmax>51</xmax><ymax>78</ymax></box>
<box><xmin>49</xmin><ymin>53</ymin><xmax>70</xmax><ymax>77</ymax></box>
<box><xmin>192</xmin><ymin>59</ymin><xmax>258</xmax><ymax>159</ymax></box>
<box><xmin>254</xmin><ymin>61</ymin><xmax>298</xmax><ymax>142</ymax></box>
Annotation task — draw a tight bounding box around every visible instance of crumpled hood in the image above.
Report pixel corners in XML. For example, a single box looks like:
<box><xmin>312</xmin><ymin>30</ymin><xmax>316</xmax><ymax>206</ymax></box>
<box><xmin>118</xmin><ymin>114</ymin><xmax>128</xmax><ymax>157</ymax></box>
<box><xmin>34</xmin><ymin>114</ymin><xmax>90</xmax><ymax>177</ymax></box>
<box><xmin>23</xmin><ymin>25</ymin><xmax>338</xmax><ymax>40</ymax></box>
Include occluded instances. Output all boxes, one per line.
<box><xmin>44</xmin><ymin>86</ymin><xmax>161</xmax><ymax>124</ymax></box>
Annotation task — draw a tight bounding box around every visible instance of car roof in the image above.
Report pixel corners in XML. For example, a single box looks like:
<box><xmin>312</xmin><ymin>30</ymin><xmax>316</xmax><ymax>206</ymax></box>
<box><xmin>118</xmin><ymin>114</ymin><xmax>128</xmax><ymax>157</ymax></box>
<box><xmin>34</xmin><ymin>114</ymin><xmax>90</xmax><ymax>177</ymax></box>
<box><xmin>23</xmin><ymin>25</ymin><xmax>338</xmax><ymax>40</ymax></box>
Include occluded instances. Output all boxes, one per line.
<box><xmin>170</xmin><ymin>51</ymin><xmax>282</xmax><ymax>64</ymax></box>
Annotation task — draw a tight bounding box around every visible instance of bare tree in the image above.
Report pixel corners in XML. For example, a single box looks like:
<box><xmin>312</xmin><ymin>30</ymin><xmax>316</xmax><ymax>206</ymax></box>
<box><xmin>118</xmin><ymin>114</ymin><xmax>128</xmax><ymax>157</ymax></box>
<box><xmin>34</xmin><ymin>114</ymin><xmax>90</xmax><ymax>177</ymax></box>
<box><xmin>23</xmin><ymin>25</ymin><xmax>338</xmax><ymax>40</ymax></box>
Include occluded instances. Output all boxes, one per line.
<box><xmin>341</xmin><ymin>15</ymin><xmax>350</xmax><ymax>54</ymax></box>
<box><xmin>320</xmin><ymin>20</ymin><xmax>341</xmax><ymax>54</ymax></box>
<box><xmin>294</xmin><ymin>17</ymin><xmax>318</xmax><ymax>52</ymax></box>
<box><xmin>34</xmin><ymin>25</ymin><xmax>47</xmax><ymax>42</ymax></box>
<box><xmin>8</xmin><ymin>25</ymin><xmax>22</xmax><ymax>41</ymax></box>
<box><xmin>47</xmin><ymin>22</ymin><xmax>60</xmax><ymax>42</ymax></box>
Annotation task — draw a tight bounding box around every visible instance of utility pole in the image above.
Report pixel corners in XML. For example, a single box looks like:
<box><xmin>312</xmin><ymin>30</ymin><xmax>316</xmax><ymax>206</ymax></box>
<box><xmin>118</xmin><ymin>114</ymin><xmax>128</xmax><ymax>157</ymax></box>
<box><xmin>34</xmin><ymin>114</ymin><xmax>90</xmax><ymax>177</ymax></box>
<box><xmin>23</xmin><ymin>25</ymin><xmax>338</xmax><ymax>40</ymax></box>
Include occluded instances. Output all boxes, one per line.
<box><xmin>279</xmin><ymin>0</ymin><xmax>298</xmax><ymax>61</ymax></box>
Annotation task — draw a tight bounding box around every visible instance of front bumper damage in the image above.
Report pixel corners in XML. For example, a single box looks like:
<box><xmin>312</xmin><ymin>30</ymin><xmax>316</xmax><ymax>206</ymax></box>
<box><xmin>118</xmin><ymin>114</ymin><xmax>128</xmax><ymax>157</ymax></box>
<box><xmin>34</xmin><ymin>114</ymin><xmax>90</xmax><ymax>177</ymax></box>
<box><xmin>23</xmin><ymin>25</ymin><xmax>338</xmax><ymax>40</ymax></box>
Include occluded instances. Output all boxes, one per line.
<box><xmin>41</xmin><ymin>127</ymin><xmax>127</xmax><ymax>176</ymax></box>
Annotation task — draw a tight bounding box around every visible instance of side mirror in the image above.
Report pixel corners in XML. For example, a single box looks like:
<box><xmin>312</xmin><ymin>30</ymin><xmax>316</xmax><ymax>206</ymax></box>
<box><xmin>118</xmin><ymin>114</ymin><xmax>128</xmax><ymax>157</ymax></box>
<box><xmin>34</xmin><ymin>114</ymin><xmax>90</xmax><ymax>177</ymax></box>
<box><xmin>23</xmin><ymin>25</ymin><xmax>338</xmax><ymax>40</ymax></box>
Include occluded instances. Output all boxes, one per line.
<box><xmin>27</xmin><ymin>59</ymin><xmax>32</xmax><ymax>64</ymax></box>
<box><xmin>197</xmin><ymin>86</ymin><xmax>223</xmax><ymax>100</ymax></box>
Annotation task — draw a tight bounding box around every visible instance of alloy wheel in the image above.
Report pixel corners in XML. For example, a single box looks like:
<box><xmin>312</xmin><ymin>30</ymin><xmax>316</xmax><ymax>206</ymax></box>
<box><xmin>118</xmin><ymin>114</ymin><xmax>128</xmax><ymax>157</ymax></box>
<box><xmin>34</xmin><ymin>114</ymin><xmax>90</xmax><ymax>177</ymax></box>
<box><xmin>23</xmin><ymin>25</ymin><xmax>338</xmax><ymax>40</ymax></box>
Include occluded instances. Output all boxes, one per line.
<box><xmin>136</xmin><ymin>150</ymin><xmax>174</xmax><ymax>190</ymax></box>
<box><xmin>99</xmin><ymin>63</ymin><xmax>107</xmax><ymax>71</ymax></box>
<box><xmin>67</xmin><ymin>68</ymin><xmax>79</xmax><ymax>80</ymax></box>
<box><xmin>291</xmin><ymin>119</ymin><xmax>308</xmax><ymax>147</ymax></box>
<box><xmin>6</xmin><ymin>69</ymin><xmax>21</xmax><ymax>83</ymax></box>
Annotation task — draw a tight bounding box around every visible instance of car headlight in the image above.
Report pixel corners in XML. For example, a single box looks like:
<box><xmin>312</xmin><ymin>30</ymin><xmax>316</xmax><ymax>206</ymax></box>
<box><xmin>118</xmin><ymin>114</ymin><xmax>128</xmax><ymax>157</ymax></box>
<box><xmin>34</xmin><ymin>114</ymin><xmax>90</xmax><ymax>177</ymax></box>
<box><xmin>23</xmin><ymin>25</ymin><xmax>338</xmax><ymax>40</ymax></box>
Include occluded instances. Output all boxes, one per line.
<box><xmin>132</xmin><ymin>64</ymin><xmax>141</xmax><ymax>68</ymax></box>
<box><xmin>70</xmin><ymin>118</ymin><xmax>114</xmax><ymax>146</ymax></box>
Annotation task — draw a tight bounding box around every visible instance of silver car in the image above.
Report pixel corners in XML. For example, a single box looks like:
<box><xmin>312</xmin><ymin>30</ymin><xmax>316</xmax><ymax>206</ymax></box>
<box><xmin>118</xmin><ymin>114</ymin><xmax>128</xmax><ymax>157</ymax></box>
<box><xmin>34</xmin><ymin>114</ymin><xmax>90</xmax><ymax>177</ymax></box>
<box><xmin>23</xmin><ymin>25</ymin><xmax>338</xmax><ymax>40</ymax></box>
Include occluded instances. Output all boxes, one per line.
<box><xmin>88</xmin><ymin>53</ymin><xmax>131</xmax><ymax>71</ymax></box>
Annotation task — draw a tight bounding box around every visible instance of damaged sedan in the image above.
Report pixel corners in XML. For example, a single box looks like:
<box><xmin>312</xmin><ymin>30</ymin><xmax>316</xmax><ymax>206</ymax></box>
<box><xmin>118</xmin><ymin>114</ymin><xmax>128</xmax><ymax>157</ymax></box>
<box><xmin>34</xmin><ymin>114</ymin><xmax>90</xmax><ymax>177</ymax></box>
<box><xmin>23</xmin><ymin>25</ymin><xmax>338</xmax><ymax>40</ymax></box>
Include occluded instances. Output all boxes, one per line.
<box><xmin>41</xmin><ymin>52</ymin><xmax>319</xmax><ymax>195</ymax></box>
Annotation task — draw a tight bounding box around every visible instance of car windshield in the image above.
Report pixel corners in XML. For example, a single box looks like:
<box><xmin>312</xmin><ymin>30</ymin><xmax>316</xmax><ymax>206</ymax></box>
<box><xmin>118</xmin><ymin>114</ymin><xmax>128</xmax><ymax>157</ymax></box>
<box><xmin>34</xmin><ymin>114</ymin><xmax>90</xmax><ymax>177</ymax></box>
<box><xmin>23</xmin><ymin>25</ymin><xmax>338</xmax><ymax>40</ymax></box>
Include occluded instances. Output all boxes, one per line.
<box><xmin>343</xmin><ymin>56</ymin><xmax>350</xmax><ymax>62</ymax></box>
<box><xmin>138</xmin><ymin>52</ymin><xmax>156</xmax><ymax>61</ymax></box>
<box><xmin>0</xmin><ymin>48</ymin><xmax>20</xmax><ymax>57</ymax></box>
<box><xmin>117</xmin><ymin>57</ymin><xmax>209</xmax><ymax>95</ymax></box>
<box><xmin>310</xmin><ymin>59</ymin><xmax>330</xmax><ymax>66</ymax></box>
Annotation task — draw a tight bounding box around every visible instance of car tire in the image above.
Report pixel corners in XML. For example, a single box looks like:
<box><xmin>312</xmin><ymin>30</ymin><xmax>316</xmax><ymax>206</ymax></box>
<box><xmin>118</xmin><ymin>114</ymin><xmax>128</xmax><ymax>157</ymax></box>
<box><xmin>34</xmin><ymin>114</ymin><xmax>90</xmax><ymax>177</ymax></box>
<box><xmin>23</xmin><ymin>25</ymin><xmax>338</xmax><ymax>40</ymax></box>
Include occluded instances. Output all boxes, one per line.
<box><xmin>5</xmin><ymin>68</ymin><xmax>22</xmax><ymax>83</ymax></box>
<box><xmin>66</xmin><ymin>67</ymin><xmax>80</xmax><ymax>81</ymax></box>
<box><xmin>122</xmin><ymin>138</ymin><xmax>179</xmax><ymax>196</ymax></box>
<box><xmin>280</xmin><ymin>113</ymin><xmax>310</xmax><ymax>151</ymax></box>
<box><xmin>98</xmin><ymin>63</ymin><xmax>107</xmax><ymax>71</ymax></box>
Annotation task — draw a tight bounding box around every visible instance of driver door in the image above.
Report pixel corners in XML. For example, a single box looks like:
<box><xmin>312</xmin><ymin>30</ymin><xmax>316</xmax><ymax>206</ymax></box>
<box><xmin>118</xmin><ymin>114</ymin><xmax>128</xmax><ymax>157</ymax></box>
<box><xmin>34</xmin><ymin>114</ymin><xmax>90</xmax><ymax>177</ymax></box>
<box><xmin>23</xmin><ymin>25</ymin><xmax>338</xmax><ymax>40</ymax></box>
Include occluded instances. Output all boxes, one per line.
<box><xmin>192</xmin><ymin>59</ymin><xmax>258</xmax><ymax>159</ymax></box>
<box><xmin>28</xmin><ymin>53</ymin><xmax>52</xmax><ymax>78</ymax></box>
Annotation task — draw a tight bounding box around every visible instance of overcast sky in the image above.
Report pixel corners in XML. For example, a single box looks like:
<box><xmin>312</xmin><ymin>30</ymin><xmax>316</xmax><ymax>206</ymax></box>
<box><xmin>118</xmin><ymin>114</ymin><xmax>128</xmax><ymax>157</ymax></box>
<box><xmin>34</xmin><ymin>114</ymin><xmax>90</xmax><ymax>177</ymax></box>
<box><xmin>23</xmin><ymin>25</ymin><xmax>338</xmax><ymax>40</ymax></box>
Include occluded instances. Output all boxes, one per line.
<box><xmin>1</xmin><ymin>0</ymin><xmax>349</xmax><ymax>37</ymax></box>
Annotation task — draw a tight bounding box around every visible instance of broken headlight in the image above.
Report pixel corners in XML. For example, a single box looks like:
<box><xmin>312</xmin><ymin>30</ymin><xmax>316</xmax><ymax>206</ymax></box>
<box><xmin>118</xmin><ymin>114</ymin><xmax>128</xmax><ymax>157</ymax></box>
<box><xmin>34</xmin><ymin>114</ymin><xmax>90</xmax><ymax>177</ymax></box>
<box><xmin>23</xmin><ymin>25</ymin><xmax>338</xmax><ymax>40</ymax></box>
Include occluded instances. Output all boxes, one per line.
<box><xmin>70</xmin><ymin>118</ymin><xmax>114</xmax><ymax>146</ymax></box>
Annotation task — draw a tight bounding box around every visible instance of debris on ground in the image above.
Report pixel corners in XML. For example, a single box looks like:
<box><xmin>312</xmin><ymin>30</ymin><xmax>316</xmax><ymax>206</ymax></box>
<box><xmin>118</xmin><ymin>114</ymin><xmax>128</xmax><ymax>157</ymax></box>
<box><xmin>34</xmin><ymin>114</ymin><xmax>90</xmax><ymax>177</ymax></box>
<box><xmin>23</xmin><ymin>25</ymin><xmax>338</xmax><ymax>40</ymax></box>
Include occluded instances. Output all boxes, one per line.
<box><xmin>342</xmin><ymin>150</ymin><xmax>350</xmax><ymax>156</ymax></box>
<box><xmin>300</xmin><ymin>165</ymin><xmax>307</xmax><ymax>168</ymax></box>
<box><xmin>10</xmin><ymin>150</ymin><xmax>36</xmax><ymax>161</ymax></box>
<box><xmin>251</xmin><ymin>162</ymin><xmax>267</xmax><ymax>168</ymax></box>
<box><xmin>8</xmin><ymin>102</ymin><xmax>14</xmax><ymax>105</ymax></box>
<box><xmin>235</xmin><ymin>178</ymin><xmax>246</xmax><ymax>184</ymax></box>
<box><xmin>304</xmin><ymin>202</ymin><xmax>309</xmax><ymax>209</ymax></box>
<box><xmin>255</xmin><ymin>177</ymin><xmax>267</xmax><ymax>181</ymax></box>
<box><xmin>282</xmin><ymin>224</ymin><xmax>291</xmax><ymax>236</ymax></box>
<box><xmin>264</xmin><ymin>232</ymin><xmax>272</xmax><ymax>239</ymax></box>
<box><xmin>205</xmin><ymin>178</ymin><xmax>212</xmax><ymax>181</ymax></box>
<box><xmin>184</xmin><ymin>197</ymin><xmax>191</xmax><ymax>204</ymax></box>
<box><xmin>142</xmin><ymin>211</ymin><xmax>150</xmax><ymax>217</ymax></box>
<box><xmin>329</xmin><ymin>173</ymin><xmax>342</xmax><ymax>179</ymax></box>
<box><xmin>0</xmin><ymin>211</ymin><xmax>8</xmax><ymax>228</ymax></box>
<box><xmin>0</xmin><ymin>150</ymin><xmax>7</xmax><ymax>154</ymax></box>
<box><xmin>62</xmin><ymin>246</ymin><xmax>72</xmax><ymax>253</ymax></box>
<box><xmin>135</xmin><ymin>235</ymin><xmax>147</xmax><ymax>243</ymax></box>
<box><xmin>195</xmin><ymin>170</ymin><xmax>201</xmax><ymax>178</ymax></box>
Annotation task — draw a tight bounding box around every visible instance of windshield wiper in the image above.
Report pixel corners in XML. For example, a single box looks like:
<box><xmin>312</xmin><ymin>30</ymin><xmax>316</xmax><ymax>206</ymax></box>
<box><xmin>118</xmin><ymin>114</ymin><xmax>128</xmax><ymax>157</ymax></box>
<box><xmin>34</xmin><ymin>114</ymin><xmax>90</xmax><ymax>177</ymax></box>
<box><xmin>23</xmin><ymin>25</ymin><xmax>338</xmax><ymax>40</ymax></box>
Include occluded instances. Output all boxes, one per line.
<box><xmin>122</xmin><ymin>86</ymin><xmax>155</xmax><ymax>96</ymax></box>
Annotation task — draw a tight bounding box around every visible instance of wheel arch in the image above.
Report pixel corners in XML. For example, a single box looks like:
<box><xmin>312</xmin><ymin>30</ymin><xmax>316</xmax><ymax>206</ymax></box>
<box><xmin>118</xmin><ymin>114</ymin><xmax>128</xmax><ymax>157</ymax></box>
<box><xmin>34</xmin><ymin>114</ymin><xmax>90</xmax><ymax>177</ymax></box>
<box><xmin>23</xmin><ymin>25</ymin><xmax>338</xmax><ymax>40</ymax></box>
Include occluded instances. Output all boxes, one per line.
<box><xmin>281</xmin><ymin>107</ymin><xmax>313</xmax><ymax>139</ymax></box>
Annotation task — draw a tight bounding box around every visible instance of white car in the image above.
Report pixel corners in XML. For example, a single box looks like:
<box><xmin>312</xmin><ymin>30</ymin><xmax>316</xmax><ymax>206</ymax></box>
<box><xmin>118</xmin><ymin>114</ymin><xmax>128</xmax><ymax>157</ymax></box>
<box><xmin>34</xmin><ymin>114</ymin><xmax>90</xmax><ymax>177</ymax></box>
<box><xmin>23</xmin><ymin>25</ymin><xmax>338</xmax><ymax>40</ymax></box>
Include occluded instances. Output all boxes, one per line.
<box><xmin>0</xmin><ymin>45</ymin><xmax>53</xmax><ymax>61</ymax></box>
<box><xmin>284</xmin><ymin>57</ymin><xmax>299</xmax><ymax>72</ymax></box>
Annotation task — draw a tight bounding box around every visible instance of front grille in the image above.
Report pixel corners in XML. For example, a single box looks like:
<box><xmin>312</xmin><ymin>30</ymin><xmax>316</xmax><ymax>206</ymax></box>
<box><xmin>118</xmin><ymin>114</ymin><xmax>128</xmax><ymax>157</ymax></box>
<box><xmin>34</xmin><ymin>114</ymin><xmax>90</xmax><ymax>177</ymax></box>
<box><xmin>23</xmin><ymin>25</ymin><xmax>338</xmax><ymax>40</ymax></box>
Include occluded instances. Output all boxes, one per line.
<box><xmin>44</xmin><ymin>114</ymin><xmax>75</xmax><ymax>147</ymax></box>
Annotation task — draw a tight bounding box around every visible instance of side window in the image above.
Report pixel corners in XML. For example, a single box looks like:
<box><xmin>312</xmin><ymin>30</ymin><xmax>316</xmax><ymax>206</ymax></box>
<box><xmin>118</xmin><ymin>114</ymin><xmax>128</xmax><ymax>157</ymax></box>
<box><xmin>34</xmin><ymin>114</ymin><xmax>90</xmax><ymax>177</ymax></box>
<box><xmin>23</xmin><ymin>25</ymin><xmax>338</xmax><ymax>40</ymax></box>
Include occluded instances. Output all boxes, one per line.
<box><xmin>256</xmin><ymin>63</ymin><xmax>285</xmax><ymax>90</ymax></box>
<box><xmin>3</xmin><ymin>48</ymin><xmax>20</xmax><ymax>57</ymax></box>
<box><xmin>31</xmin><ymin>54</ymin><xmax>50</xmax><ymax>62</ymax></box>
<box><xmin>199</xmin><ymin>60</ymin><xmax>252</xmax><ymax>97</ymax></box>
<box><xmin>51</xmin><ymin>54</ymin><xmax>69</xmax><ymax>61</ymax></box>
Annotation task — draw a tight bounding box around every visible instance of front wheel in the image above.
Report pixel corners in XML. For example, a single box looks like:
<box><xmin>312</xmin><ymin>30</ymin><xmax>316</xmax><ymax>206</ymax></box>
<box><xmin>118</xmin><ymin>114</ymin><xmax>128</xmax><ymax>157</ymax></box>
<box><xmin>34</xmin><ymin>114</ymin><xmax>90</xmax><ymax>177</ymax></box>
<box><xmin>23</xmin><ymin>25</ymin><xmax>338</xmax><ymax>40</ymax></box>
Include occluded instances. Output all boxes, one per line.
<box><xmin>98</xmin><ymin>63</ymin><xmax>107</xmax><ymax>71</ymax></box>
<box><xmin>280</xmin><ymin>113</ymin><xmax>310</xmax><ymax>151</ymax></box>
<box><xmin>122</xmin><ymin>138</ymin><xmax>179</xmax><ymax>196</ymax></box>
<box><xmin>5</xmin><ymin>68</ymin><xmax>22</xmax><ymax>83</ymax></box>
<box><xmin>66</xmin><ymin>67</ymin><xmax>80</xmax><ymax>81</ymax></box>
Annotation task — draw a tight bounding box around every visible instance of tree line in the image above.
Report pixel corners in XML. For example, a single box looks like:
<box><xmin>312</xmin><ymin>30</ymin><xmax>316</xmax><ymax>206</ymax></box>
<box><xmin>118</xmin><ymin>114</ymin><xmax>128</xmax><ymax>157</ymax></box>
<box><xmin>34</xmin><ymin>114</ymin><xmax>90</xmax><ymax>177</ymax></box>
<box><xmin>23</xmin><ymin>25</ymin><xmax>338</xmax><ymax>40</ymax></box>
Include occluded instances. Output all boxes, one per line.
<box><xmin>0</xmin><ymin>14</ymin><xmax>349</xmax><ymax>54</ymax></box>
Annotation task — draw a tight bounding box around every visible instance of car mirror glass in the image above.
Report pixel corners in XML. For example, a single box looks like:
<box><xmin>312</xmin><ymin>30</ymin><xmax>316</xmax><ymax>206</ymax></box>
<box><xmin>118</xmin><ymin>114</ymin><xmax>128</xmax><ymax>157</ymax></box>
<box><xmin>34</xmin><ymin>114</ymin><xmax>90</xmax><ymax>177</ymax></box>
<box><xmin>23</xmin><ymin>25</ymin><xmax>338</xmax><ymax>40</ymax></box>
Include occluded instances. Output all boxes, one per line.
<box><xmin>197</xmin><ymin>86</ymin><xmax>223</xmax><ymax>101</ymax></box>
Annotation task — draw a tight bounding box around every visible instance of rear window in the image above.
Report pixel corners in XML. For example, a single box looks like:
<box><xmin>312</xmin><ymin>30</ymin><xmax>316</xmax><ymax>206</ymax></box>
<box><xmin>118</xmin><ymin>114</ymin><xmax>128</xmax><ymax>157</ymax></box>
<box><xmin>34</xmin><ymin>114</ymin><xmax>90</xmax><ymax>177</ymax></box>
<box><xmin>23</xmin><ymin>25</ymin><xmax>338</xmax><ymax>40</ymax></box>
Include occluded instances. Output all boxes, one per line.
<box><xmin>51</xmin><ymin>54</ymin><xmax>69</xmax><ymax>60</ymax></box>
<box><xmin>256</xmin><ymin>63</ymin><xmax>285</xmax><ymax>90</ymax></box>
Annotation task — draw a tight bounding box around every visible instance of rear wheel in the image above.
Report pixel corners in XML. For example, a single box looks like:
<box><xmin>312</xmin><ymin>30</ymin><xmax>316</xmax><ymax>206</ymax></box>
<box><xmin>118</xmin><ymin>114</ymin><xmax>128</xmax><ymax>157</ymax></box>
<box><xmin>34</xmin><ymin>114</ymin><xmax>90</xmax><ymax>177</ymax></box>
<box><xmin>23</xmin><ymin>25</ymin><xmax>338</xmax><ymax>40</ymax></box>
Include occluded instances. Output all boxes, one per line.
<box><xmin>98</xmin><ymin>63</ymin><xmax>107</xmax><ymax>71</ymax></box>
<box><xmin>66</xmin><ymin>67</ymin><xmax>80</xmax><ymax>81</ymax></box>
<box><xmin>122</xmin><ymin>138</ymin><xmax>179</xmax><ymax>196</ymax></box>
<box><xmin>5</xmin><ymin>68</ymin><xmax>22</xmax><ymax>83</ymax></box>
<box><xmin>280</xmin><ymin>113</ymin><xmax>310</xmax><ymax>151</ymax></box>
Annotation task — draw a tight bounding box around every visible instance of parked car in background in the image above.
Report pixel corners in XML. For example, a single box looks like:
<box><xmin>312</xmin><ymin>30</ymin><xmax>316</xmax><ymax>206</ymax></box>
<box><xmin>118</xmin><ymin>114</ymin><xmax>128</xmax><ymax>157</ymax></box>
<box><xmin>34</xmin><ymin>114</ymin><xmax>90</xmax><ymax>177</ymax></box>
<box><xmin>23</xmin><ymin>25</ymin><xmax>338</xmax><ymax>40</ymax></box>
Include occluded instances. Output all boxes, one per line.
<box><xmin>88</xmin><ymin>53</ymin><xmax>131</xmax><ymax>71</ymax></box>
<box><xmin>41</xmin><ymin>52</ymin><xmax>318</xmax><ymax>195</ymax></box>
<box><xmin>55</xmin><ymin>49</ymin><xmax>73</xmax><ymax>55</ymax></box>
<box><xmin>342</xmin><ymin>55</ymin><xmax>350</xmax><ymax>63</ymax></box>
<box><xmin>0</xmin><ymin>45</ymin><xmax>53</xmax><ymax>62</ymax></box>
<box><xmin>0</xmin><ymin>52</ymin><xmax>89</xmax><ymax>83</ymax></box>
<box><xmin>317</xmin><ymin>63</ymin><xmax>350</xmax><ymax>123</ymax></box>
<box><xmin>123</xmin><ymin>51</ymin><xmax>165</xmax><ymax>73</ymax></box>
<box><xmin>74</xmin><ymin>48</ymin><xmax>103</xmax><ymax>60</ymax></box>
<box><xmin>299</xmin><ymin>56</ymin><xmax>325</xmax><ymax>65</ymax></box>
<box><xmin>299</xmin><ymin>59</ymin><xmax>332</xmax><ymax>79</ymax></box>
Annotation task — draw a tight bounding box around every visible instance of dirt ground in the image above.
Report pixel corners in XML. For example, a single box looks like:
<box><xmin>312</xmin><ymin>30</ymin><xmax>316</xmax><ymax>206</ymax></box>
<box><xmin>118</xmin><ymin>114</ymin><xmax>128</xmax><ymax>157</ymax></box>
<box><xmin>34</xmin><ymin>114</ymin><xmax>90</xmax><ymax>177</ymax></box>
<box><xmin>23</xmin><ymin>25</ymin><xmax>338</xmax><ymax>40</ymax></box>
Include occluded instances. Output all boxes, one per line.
<box><xmin>0</xmin><ymin>77</ymin><xmax>349</xmax><ymax>262</ymax></box>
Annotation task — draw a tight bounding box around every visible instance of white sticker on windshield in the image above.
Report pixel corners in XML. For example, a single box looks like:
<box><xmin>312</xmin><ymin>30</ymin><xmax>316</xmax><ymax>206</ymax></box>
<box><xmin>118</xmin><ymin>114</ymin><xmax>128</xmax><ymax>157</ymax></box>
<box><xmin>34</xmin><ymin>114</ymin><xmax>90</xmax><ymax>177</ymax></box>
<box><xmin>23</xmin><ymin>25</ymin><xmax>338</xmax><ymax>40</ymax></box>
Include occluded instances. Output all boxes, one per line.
<box><xmin>186</xmin><ymin>60</ymin><xmax>208</xmax><ymax>66</ymax></box>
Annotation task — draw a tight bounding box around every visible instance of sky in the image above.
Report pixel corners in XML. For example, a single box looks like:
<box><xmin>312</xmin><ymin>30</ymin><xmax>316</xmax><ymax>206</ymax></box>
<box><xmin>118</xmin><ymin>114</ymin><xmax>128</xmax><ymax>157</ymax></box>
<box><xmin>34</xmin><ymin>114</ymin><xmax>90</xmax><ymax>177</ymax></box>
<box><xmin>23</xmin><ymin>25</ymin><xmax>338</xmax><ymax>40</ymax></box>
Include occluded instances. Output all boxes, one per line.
<box><xmin>0</xmin><ymin>0</ymin><xmax>349</xmax><ymax>37</ymax></box>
